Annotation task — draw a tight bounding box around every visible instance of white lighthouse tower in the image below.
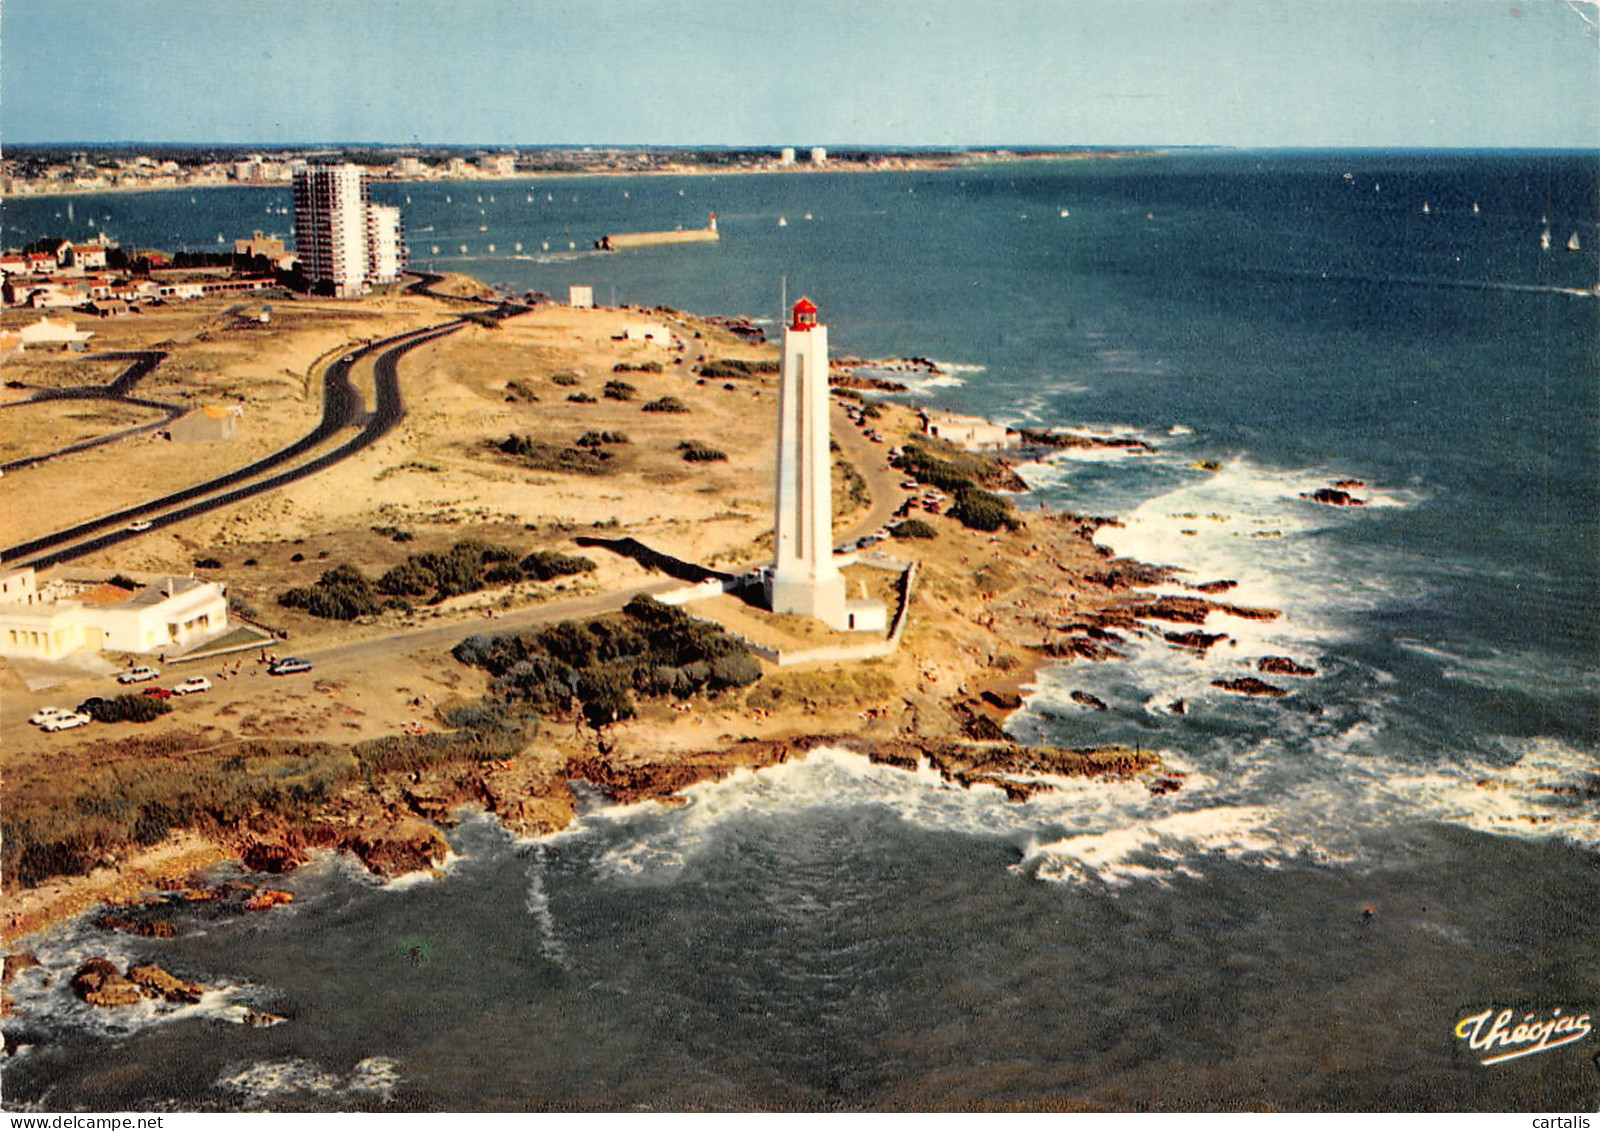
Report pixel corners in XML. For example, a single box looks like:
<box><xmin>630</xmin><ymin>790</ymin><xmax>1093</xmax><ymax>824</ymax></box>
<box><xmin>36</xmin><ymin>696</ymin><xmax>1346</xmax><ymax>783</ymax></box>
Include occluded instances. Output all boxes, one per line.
<box><xmin>767</xmin><ymin>298</ymin><xmax>885</xmax><ymax>633</ymax></box>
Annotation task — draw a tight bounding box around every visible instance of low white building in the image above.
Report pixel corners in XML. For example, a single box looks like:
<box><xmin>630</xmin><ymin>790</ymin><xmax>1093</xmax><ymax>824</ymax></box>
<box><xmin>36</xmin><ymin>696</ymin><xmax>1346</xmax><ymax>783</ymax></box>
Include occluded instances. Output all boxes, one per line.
<box><xmin>568</xmin><ymin>285</ymin><xmax>594</xmax><ymax>309</ymax></box>
<box><xmin>0</xmin><ymin>568</ymin><xmax>230</xmax><ymax>660</ymax></box>
<box><xmin>622</xmin><ymin>323</ymin><xmax>672</xmax><ymax>344</ymax></box>
<box><xmin>17</xmin><ymin>316</ymin><xmax>95</xmax><ymax>346</ymax></box>
<box><xmin>922</xmin><ymin>410</ymin><xmax>1014</xmax><ymax>452</ymax></box>
<box><xmin>810</xmin><ymin>147</ymin><xmax>828</xmax><ymax>165</ymax></box>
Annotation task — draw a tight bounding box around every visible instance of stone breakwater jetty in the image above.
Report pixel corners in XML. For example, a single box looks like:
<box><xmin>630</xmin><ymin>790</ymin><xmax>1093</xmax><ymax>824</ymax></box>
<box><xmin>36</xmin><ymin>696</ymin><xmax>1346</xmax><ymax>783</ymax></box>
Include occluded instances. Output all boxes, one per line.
<box><xmin>597</xmin><ymin>214</ymin><xmax>720</xmax><ymax>251</ymax></box>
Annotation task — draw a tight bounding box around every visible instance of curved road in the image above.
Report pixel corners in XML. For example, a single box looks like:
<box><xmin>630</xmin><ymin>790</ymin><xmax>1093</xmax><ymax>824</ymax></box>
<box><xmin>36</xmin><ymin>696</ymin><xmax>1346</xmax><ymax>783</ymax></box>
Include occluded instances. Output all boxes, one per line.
<box><xmin>1</xmin><ymin>351</ymin><xmax>186</xmax><ymax>475</ymax></box>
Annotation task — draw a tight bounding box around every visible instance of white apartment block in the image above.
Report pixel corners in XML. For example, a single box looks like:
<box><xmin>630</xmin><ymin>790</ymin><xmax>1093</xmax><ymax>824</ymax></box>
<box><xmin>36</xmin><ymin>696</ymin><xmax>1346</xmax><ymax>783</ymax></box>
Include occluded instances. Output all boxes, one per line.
<box><xmin>293</xmin><ymin>163</ymin><xmax>406</xmax><ymax>296</ymax></box>
<box><xmin>367</xmin><ymin>204</ymin><xmax>405</xmax><ymax>284</ymax></box>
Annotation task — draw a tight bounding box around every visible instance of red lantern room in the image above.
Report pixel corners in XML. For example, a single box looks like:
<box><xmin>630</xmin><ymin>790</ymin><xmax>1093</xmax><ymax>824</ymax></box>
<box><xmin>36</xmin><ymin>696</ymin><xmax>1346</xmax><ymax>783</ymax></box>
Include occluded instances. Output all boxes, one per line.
<box><xmin>791</xmin><ymin>297</ymin><xmax>818</xmax><ymax>331</ymax></box>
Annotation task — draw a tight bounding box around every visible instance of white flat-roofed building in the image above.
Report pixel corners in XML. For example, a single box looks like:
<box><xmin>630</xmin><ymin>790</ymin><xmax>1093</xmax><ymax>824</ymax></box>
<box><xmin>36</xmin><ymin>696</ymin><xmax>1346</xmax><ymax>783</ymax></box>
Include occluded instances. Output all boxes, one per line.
<box><xmin>479</xmin><ymin>154</ymin><xmax>516</xmax><ymax>176</ymax></box>
<box><xmin>922</xmin><ymin>410</ymin><xmax>1014</xmax><ymax>451</ymax></box>
<box><xmin>293</xmin><ymin>162</ymin><xmax>370</xmax><ymax>297</ymax></box>
<box><xmin>810</xmin><ymin>147</ymin><xmax>827</xmax><ymax>165</ymax></box>
<box><xmin>0</xmin><ymin>569</ymin><xmax>230</xmax><ymax>660</ymax></box>
<box><xmin>569</xmin><ymin>285</ymin><xmax>594</xmax><ymax>308</ymax></box>
<box><xmin>779</xmin><ymin>147</ymin><xmax>796</xmax><ymax>165</ymax></box>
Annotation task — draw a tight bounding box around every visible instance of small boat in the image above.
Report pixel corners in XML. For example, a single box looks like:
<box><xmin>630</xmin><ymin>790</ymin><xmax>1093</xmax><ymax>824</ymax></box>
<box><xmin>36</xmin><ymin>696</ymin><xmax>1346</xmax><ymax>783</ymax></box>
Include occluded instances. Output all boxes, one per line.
<box><xmin>1568</xmin><ymin>232</ymin><xmax>1582</xmax><ymax>252</ymax></box>
<box><xmin>546</xmin><ymin>193</ymin><xmax>553</xmax><ymax>201</ymax></box>
<box><xmin>446</xmin><ymin>195</ymin><xmax>451</xmax><ymax>203</ymax></box>
<box><xmin>1541</xmin><ymin>228</ymin><xmax>1552</xmax><ymax>250</ymax></box>
<box><xmin>487</xmin><ymin>243</ymin><xmax>495</xmax><ymax>253</ymax></box>
<box><xmin>526</xmin><ymin>194</ymin><xmax>533</xmax><ymax>203</ymax></box>
<box><xmin>777</xmin><ymin>216</ymin><xmax>787</xmax><ymax>227</ymax></box>
<box><xmin>1059</xmin><ymin>208</ymin><xmax>1070</xmax><ymax>217</ymax></box>
<box><xmin>567</xmin><ymin>241</ymin><xmax>576</xmax><ymax>249</ymax></box>
<box><xmin>430</xmin><ymin>246</ymin><xmax>440</xmax><ymax>254</ymax></box>
<box><xmin>1422</xmin><ymin>202</ymin><xmax>1430</xmax><ymax>214</ymax></box>
<box><xmin>804</xmin><ymin>212</ymin><xmax>813</xmax><ymax>220</ymax></box>
<box><xmin>405</xmin><ymin>195</ymin><xmax>411</xmax><ymax>204</ymax></box>
<box><xmin>1472</xmin><ymin>202</ymin><xmax>1480</xmax><ymax>214</ymax></box>
<box><xmin>478</xmin><ymin>225</ymin><xmax>487</xmax><ymax>232</ymax></box>
<box><xmin>459</xmin><ymin>244</ymin><xmax>468</xmax><ymax>254</ymax></box>
<box><xmin>541</xmin><ymin>241</ymin><xmax>549</xmax><ymax>251</ymax></box>
<box><xmin>514</xmin><ymin>242</ymin><xmax>523</xmax><ymax>252</ymax></box>
<box><xmin>216</xmin><ymin>234</ymin><xmax>225</xmax><ymax>244</ymax></box>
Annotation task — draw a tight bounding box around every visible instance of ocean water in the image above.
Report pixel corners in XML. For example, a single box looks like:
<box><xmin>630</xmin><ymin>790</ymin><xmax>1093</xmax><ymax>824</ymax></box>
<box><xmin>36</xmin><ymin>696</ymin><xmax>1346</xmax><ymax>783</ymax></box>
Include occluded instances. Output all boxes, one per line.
<box><xmin>3</xmin><ymin>152</ymin><xmax>1598</xmax><ymax>1112</ymax></box>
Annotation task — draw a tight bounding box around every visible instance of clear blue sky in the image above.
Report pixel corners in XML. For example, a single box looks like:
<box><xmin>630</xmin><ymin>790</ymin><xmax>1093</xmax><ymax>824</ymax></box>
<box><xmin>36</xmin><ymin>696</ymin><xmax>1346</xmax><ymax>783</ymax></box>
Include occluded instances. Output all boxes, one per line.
<box><xmin>3</xmin><ymin>0</ymin><xmax>1597</xmax><ymax>148</ymax></box>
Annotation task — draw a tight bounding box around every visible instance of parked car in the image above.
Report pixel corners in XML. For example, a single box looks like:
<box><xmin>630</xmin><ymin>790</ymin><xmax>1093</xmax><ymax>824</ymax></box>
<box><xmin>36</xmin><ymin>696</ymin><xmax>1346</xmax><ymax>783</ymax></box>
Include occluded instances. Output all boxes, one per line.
<box><xmin>128</xmin><ymin>520</ymin><xmax>153</xmax><ymax>532</ymax></box>
<box><xmin>40</xmin><ymin>712</ymin><xmax>92</xmax><ymax>732</ymax></box>
<box><xmin>141</xmin><ymin>686</ymin><xmax>175</xmax><ymax>699</ymax></box>
<box><xmin>172</xmin><ymin>676</ymin><xmax>211</xmax><ymax>695</ymax></box>
<box><xmin>30</xmin><ymin>707</ymin><xmax>71</xmax><ymax>726</ymax></box>
<box><xmin>268</xmin><ymin>658</ymin><xmax>314</xmax><ymax>676</ymax></box>
<box><xmin>118</xmin><ymin>666</ymin><xmax>160</xmax><ymax>684</ymax></box>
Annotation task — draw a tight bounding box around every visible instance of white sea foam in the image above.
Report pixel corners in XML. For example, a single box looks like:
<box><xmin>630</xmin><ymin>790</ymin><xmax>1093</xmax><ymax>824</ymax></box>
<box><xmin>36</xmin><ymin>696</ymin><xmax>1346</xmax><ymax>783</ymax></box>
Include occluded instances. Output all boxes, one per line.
<box><xmin>522</xmin><ymin>845</ymin><xmax>570</xmax><ymax>966</ymax></box>
<box><xmin>218</xmin><ymin>1056</ymin><xmax>400</xmax><ymax>1104</ymax></box>
<box><xmin>1020</xmin><ymin>805</ymin><xmax>1282</xmax><ymax>887</ymax></box>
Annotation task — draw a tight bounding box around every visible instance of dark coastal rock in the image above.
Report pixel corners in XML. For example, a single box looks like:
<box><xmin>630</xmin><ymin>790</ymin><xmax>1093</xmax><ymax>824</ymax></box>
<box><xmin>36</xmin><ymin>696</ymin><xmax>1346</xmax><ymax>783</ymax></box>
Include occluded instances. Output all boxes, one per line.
<box><xmin>1333</xmin><ymin>479</ymin><xmax>1366</xmax><ymax>490</ymax></box>
<box><xmin>1123</xmin><ymin>596</ymin><xmax>1214</xmax><ymax>625</ymax></box>
<box><xmin>956</xmin><ymin>772</ymin><xmax>1054</xmax><ymax>802</ymax></box>
<box><xmin>959</xmin><ymin>711</ymin><xmax>1008</xmax><ymax>742</ymax></box>
<box><xmin>238</xmin><ymin>832</ymin><xmax>308</xmax><ymax>875</ymax></box>
<box><xmin>1148</xmin><ymin>775</ymin><xmax>1186</xmax><ymax>795</ymax></box>
<box><xmin>127</xmin><ymin>964</ymin><xmax>204</xmax><ymax>1004</ymax></box>
<box><xmin>3</xmin><ymin>953</ymin><xmax>42</xmax><ymax>985</ymax></box>
<box><xmin>346</xmin><ymin>819</ymin><xmax>451</xmax><ymax>879</ymax></box>
<box><xmin>1014</xmin><ymin>428</ymin><xmax>1154</xmax><ymax>454</ymax></box>
<box><xmin>1168</xmin><ymin>699</ymin><xmax>1187</xmax><ymax>715</ymax></box>
<box><xmin>1303</xmin><ymin>487</ymin><xmax>1366</xmax><ymax>507</ymax></box>
<box><xmin>982</xmin><ymin>689</ymin><xmax>1024</xmax><ymax>711</ymax></box>
<box><xmin>866</xmin><ymin>744</ymin><xmax>922</xmax><ymax>772</ymax></box>
<box><xmin>1258</xmin><ymin>656</ymin><xmax>1317</xmax><ymax>677</ymax></box>
<box><xmin>1070</xmin><ymin>691</ymin><xmax>1109</xmax><ymax>711</ymax></box>
<box><xmin>1188</xmin><ymin>579</ymin><xmax>1238</xmax><ymax>594</ymax></box>
<box><xmin>1212</xmin><ymin>677</ymin><xmax>1290</xmax><ymax>699</ymax></box>
<box><xmin>1165</xmin><ymin>630</ymin><xmax>1228</xmax><ymax>651</ymax></box>
<box><xmin>71</xmin><ymin>959</ymin><xmax>141</xmax><ymax>1007</ymax></box>
<box><xmin>829</xmin><ymin>371</ymin><xmax>909</xmax><ymax>393</ymax></box>
<box><xmin>1216</xmin><ymin>602</ymin><xmax>1281</xmax><ymax>622</ymax></box>
<box><xmin>95</xmin><ymin>914</ymin><xmax>178</xmax><ymax>939</ymax></box>
<box><xmin>241</xmin><ymin>889</ymin><xmax>294</xmax><ymax>912</ymax></box>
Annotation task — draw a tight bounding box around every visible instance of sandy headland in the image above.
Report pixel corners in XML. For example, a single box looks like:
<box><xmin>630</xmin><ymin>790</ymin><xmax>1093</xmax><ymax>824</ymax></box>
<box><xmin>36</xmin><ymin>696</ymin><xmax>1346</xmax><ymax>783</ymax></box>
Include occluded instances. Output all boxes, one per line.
<box><xmin>1</xmin><ymin>276</ymin><xmax>1262</xmax><ymax>954</ymax></box>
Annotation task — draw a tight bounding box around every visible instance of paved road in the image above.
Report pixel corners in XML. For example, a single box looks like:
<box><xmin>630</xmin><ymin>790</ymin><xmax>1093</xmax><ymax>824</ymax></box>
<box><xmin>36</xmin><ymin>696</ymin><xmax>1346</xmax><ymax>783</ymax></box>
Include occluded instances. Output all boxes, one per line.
<box><xmin>1</xmin><ymin>320</ymin><xmax>463</xmax><ymax>568</ymax></box>
<box><xmin>0</xmin><ymin>351</ymin><xmax>185</xmax><ymax>475</ymax></box>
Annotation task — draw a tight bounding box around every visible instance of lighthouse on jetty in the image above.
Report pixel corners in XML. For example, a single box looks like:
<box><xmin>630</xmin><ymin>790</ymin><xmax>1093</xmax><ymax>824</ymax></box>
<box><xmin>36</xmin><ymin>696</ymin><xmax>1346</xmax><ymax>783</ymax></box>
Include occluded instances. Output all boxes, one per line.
<box><xmin>767</xmin><ymin>298</ymin><xmax>886</xmax><ymax>633</ymax></box>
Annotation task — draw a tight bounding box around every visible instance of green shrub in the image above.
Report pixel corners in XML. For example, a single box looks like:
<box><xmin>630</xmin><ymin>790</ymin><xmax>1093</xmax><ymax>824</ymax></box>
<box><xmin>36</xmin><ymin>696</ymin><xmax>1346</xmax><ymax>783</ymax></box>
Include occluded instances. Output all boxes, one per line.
<box><xmin>520</xmin><ymin>550</ymin><xmax>597</xmax><ymax>582</ymax></box>
<box><xmin>568</xmin><ymin>392</ymin><xmax>596</xmax><ymax>404</ymax></box>
<box><xmin>642</xmin><ymin>396</ymin><xmax>689</xmax><ymax>414</ymax></box>
<box><xmin>82</xmin><ymin>694</ymin><xmax>173</xmax><ymax>724</ymax></box>
<box><xmin>278</xmin><ymin>564</ymin><xmax>384</xmax><ymax>620</ymax></box>
<box><xmin>497</xmin><ymin>434</ymin><xmax>613</xmax><ymax>475</ymax></box>
<box><xmin>505</xmin><ymin>379</ymin><xmax>541</xmax><ymax>402</ymax></box>
<box><xmin>551</xmin><ymin>371</ymin><xmax>581</xmax><ymax>387</ymax></box>
<box><xmin>613</xmin><ymin>361</ymin><xmax>663</xmax><ymax>374</ymax></box>
<box><xmin>576</xmin><ymin>430</ymin><xmax>629</xmax><ymax>448</ymax></box>
<box><xmin>678</xmin><ymin>440</ymin><xmax>727</xmax><ymax>463</ymax></box>
<box><xmin>193</xmin><ymin>556</ymin><xmax>223</xmax><ymax>570</ymax></box>
<box><xmin>602</xmin><ymin>379</ymin><xmax>636</xmax><ymax>401</ymax></box>
<box><xmin>949</xmin><ymin>488</ymin><xmax>1021</xmax><ymax>533</ymax></box>
<box><xmin>892</xmin><ymin>518</ymin><xmax>938</xmax><ymax>540</ymax></box>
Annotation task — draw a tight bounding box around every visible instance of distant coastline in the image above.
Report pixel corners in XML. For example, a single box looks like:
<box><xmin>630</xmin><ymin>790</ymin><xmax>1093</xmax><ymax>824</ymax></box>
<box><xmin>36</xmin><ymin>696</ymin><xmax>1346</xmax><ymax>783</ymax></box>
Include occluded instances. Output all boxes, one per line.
<box><xmin>2</xmin><ymin>149</ymin><xmax>1158</xmax><ymax>200</ymax></box>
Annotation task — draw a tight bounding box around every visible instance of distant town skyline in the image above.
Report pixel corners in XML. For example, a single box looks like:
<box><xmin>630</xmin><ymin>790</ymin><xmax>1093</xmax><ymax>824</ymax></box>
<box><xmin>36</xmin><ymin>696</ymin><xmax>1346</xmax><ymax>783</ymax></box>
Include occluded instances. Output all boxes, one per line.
<box><xmin>3</xmin><ymin>0</ymin><xmax>1598</xmax><ymax>150</ymax></box>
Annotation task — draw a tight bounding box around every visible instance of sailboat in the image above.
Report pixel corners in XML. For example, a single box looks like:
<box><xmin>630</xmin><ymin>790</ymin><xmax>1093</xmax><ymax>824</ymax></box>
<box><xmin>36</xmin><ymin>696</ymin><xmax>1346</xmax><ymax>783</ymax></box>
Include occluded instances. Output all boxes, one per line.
<box><xmin>487</xmin><ymin>243</ymin><xmax>495</xmax><ymax>253</ymax></box>
<box><xmin>1422</xmin><ymin>202</ymin><xmax>1430</xmax><ymax>214</ymax></box>
<box><xmin>1568</xmin><ymin>232</ymin><xmax>1581</xmax><ymax>252</ymax></box>
<box><xmin>1059</xmin><ymin>208</ymin><xmax>1070</xmax><ymax>217</ymax></box>
<box><xmin>1541</xmin><ymin>227</ymin><xmax>1552</xmax><ymax>250</ymax></box>
<box><xmin>1472</xmin><ymin>202</ymin><xmax>1480</xmax><ymax>214</ymax></box>
<box><xmin>777</xmin><ymin>216</ymin><xmax>788</xmax><ymax>227</ymax></box>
